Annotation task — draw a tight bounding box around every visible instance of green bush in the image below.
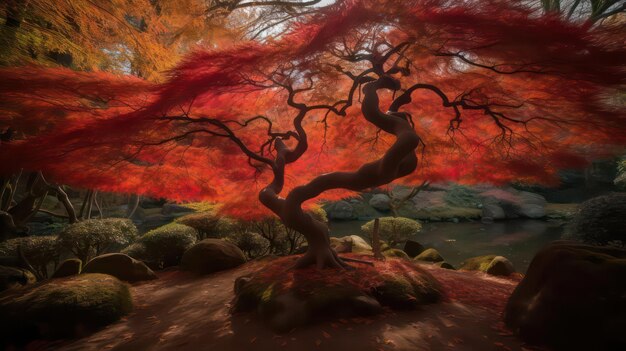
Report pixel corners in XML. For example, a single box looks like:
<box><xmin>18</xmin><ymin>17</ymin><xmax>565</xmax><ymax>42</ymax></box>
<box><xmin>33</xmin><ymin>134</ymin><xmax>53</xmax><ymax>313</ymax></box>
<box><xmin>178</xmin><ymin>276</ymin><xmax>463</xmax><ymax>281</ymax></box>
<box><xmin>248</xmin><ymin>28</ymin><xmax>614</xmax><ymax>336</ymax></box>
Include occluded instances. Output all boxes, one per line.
<box><xmin>225</xmin><ymin>231</ymin><xmax>268</xmax><ymax>259</ymax></box>
<box><xmin>0</xmin><ymin>236</ymin><xmax>60</xmax><ymax>278</ymax></box>
<box><xmin>136</xmin><ymin>223</ymin><xmax>197</xmax><ymax>268</ymax></box>
<box><xmin>176</xmin><ymin>210</ymin><xmax>233</xmax><ymax>239</ymax></box>
<box><xmin>56</xmin><ymin>218</ymin><xmax>138</xmax><ymax>263</ymax></box>
<box><xmin>361</xmin><ymin>217</ymin><xmax>422</xmax><ymax>247</ymax></box>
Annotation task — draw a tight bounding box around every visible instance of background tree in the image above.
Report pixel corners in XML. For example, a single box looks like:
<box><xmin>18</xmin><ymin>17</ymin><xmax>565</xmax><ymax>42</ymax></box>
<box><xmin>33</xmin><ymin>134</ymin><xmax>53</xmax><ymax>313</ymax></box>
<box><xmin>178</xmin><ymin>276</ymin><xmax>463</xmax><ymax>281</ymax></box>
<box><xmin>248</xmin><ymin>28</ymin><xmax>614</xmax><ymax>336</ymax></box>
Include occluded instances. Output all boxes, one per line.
<box><xmin>0</xmin><ymin>0</ymin><xmax>624</xmax><ymax>268</ymax></box>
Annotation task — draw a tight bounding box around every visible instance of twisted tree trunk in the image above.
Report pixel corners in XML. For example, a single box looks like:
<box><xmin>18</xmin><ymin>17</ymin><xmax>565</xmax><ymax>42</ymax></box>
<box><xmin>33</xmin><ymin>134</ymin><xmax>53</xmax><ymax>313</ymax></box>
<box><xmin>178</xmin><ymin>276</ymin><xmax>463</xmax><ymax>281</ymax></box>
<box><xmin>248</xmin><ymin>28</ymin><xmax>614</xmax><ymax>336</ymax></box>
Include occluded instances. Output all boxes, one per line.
<box><xmin>260</xmin><ymin>75</ymin><xmax>420</xmax><ymax>269</ymax></box>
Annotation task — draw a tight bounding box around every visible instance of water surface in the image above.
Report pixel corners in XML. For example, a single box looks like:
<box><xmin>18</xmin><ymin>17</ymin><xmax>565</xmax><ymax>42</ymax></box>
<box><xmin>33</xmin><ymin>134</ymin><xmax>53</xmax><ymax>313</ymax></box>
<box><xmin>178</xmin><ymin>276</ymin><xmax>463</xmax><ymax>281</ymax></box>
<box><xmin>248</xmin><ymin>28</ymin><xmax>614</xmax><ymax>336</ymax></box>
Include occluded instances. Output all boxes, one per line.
<box><xmin>329</xmin><ymin>219</ymin><xmax>565</xmax><ymax>273</ymax></box>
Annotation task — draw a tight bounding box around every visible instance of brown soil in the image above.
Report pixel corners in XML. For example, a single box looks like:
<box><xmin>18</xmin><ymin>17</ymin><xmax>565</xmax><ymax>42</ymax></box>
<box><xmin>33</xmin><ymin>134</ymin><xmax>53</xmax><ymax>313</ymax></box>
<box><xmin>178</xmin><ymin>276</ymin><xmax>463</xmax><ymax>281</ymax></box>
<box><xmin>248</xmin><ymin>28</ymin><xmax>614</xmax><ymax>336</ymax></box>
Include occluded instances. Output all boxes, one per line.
<box><xmin>35</xmin><ymin>261</ymin><xmax>547</xmax><ymax>351</ymax></box>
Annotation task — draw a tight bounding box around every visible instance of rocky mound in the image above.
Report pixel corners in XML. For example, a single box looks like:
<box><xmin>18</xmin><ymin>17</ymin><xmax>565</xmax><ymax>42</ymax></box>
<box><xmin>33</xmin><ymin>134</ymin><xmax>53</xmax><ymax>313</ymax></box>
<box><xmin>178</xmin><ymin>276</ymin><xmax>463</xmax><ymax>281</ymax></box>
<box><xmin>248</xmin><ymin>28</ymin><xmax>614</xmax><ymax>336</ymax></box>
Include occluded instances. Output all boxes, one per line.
<box><xmin>232</xmin><ymin>255</ymin><xmax>442</xmax><ymax>333</ymax></box>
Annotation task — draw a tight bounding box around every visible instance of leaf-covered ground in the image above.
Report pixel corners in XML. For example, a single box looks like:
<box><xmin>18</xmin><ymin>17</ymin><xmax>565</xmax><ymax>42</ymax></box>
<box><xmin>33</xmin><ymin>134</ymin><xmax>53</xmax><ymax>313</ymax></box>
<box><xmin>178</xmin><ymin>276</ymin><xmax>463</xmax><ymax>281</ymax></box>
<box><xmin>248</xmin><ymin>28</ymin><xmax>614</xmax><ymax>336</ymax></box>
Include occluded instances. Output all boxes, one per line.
<box><xmin>41</xmin><ymin>258</ymin><xmax>545</xmax><ymax>351</ymax></box>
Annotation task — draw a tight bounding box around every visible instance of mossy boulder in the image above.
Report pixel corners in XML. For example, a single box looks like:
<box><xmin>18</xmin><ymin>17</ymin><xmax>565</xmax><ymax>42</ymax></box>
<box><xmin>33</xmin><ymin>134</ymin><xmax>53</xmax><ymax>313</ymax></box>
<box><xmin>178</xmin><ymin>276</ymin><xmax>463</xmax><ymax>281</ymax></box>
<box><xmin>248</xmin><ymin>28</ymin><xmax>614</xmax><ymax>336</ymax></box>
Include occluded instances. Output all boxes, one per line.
<box><xmin>52</xmin><ymin>258</ymin><xmax>82</xmax><ymax>278</ymax></box>
<box><xmin>232</xmin><ymin>256</ymin><xmax>441</xmax><ymax>333</ymax></box>
<box><xmin>459</xmin><ymin>255</ymin><xmax>497</xmax><ymax>271</ymax></box>
<box><xmin>83</xmin><ymin>253</ymin><xmax>157</xmax><ymax>282</ymax></box>
<box><xmin>459</xmin><ymin>255</ymin><xmax>515</xmax><ymax>276</ymax></box>
<box><xmin>181</xmin><ymin>239</ymin><xmax>246</xmax><ymax>274</ymax></box>
<box><xmin>0</xmin><ymin>265</ymin><xmax>36</xmax><ymax>291</ymax></box>
<box><xmin>0</xmin><ymin>274</ymin><xmax>132</xmax><ymax>342</ymax></box>
<box><xmin>330</xmin><ymin>235</ymin><xmax>373</xmax><ymax>254</ymax></box>
<box><xmin>505</xmin><ymin>242</ymin><xmax>626</xmax><ymax>350</ymax></box>
<box><xmin>486</xmin><ymin>256</ymin><xmax>515</xmax><ymax>276</ymax></box>
<box><xmin>382</xmin><ymin>248</ymin><xmax>410</xmax><ymax>259</ymax></box>
<box><xmin>414</xmin><ymin>248</ymin><xmax>444</xmax><ymax>263</ymax></box>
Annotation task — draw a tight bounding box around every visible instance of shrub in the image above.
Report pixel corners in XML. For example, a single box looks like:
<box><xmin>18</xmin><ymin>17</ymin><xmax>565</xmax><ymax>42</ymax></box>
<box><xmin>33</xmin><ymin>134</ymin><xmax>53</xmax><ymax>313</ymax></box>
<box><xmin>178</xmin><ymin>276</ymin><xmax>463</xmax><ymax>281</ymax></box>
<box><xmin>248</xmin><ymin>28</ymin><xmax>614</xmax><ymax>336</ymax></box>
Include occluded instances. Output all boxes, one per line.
<box><xmin>176</xmin><ymin>211</ymin><xmax>232</xmax><ymax>239</ymax></box>
<box><xmin>137</xmin><ymin>223</ymin><xmax>197</xmax><ymax>268</ymax></box>
<box><xmin>566</xmin><ymin>194</ymin><xmax>626</xmax><ymax>247</ymax></box>
<box><xmin>0</xmin><ymin>235</ymin><xmax>60</xmax><ymax>278</ymax></box>
<box><xmin>361</xmin><ymin>217</ymin><xmax>422</xmax><ymax>247</ymax></box>
<box><xmin>225</xmin><ymin>231</ymin><xmax>268</xmax><ymax>259</ymax></box>
<box><xmin>56</xmin><ymin>218</ymin><xmax>138</xmax><ymax>263</ymax></box>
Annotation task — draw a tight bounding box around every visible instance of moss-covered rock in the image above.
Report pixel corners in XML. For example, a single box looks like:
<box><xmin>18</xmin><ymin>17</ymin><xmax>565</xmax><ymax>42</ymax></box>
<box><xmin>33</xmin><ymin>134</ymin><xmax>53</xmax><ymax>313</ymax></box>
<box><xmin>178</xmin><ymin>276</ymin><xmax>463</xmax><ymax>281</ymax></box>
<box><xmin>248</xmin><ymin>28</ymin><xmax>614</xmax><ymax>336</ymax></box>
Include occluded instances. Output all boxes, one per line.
<box><xmin>232</xmin><ymin>256</ymin><xmax>441</xmax><ymax>333</ymax></box>
<box><xmin>382</xmin><ymin>248</ymin><xmax>410</xmax><ymax>259</ymax></box>
<box><xmin>181</xmin><ymin>239</ymin><xmax>246</xmax><ymax>274</ymax></box>
<box><xmin>505</xmin><ymin>242</ymin><xmax>626</xmax><ymax>350</ymax></box>
<box><xmin>52</xmin><ymin>258</ymin><xmax>82</xmax><ymax>278</ymax></box>
<box><xmin>459</xmin><ymin>255</ymin><xmax>515</xmax><ymax>276</ymax></box>
<box><xmin>414</xmin><ymin>248</ymin><xmax>444</xmax><ymax>263</ymax></box>
<box><xmin>330</xmin><ymin>235</ymin><xmax>373</xmax><ymax>254</ymax></box>
<box><xmin>486</xmin><ymin>256</ymin><xmax>515</xmax><ymax>276</ymax></box>
<box><xmin>459</xmin><ymin>255</ymin><xmax>497</xmax><ymax>271</ymax></box>
<box><xmin>0</xmin><ymin>265</ymin><xmax>36</xmax><ymax>291</ymax></box>
<box><xmin>83</xmin><ymin>253</ymin><xmax>157</xmax><ymax>282</ymax></box>
<box><xmin>0</xmin><ymin>273</ymin><xmax>132</xmax><ymax>342</ymax></box>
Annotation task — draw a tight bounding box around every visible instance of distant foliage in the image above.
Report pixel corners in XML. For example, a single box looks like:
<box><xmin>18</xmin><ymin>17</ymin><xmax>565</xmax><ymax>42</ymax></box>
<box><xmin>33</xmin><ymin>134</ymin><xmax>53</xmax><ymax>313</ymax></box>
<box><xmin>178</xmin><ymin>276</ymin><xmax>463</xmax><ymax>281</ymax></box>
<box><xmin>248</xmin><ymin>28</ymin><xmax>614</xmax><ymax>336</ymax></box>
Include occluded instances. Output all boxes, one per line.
<box><xmin>444</xmin><ymin>185</ymin><xmax>481</xmax><ymax>208</ymax></box>
<box><xmin>57</xmin><ymin>218</ymin><xmax>138</xmax><ymax>263</ymax></box>
<box><xmin>362</xmin><ymin>217</ymin><xmax>422</xmax><ymax>247</ymax></box>
<box><xmin>0</xmin><ymin>235</ymin><xmax>60</xmax><ymax>278</ymax></box>
<box><xmin>133</xmin><ymin>223</ymin><xmax>198</xmax><ymax>268</ymax></box>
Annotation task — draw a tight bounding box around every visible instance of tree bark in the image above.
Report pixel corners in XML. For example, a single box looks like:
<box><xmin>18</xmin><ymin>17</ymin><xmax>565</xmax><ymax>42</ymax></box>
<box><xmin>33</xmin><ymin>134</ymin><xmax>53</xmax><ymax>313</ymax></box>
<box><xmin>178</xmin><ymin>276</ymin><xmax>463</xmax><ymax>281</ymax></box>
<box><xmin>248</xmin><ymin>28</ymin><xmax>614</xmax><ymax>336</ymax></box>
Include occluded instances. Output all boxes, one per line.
<box><xmin>259</xmin><ymin>75</ymin><xmax>421</xmax><ymax>269</ymax></box>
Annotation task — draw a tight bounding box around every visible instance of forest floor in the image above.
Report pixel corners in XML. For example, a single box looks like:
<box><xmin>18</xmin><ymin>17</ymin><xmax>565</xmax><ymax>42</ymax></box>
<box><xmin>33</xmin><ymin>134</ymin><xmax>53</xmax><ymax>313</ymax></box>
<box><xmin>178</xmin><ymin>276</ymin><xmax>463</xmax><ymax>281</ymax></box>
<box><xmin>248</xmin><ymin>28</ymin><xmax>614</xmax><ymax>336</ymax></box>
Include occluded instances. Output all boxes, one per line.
<box><xmin>41</xmin><ymin>261</ymin><xmax>547</xmax><ymax>351</ymax></box>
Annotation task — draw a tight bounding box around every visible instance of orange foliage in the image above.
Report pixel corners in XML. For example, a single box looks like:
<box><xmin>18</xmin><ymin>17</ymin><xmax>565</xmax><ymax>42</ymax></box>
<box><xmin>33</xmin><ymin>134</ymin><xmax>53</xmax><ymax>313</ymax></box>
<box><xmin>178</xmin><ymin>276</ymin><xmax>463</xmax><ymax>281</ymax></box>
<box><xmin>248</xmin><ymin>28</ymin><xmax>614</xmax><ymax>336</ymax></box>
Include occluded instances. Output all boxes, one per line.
<box><xmin>0</xmin><ymin>0</ymin><xmax>624</xmax><ymax>219</ymax></box>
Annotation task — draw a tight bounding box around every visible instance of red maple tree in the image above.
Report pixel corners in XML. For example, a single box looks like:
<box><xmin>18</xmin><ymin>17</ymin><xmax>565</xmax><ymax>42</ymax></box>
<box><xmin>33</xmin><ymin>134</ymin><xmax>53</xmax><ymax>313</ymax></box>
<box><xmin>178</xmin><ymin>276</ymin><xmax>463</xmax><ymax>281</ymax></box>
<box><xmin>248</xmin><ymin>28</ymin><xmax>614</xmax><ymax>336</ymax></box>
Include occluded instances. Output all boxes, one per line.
<box><xmin>1</xmin><ymin>0</ymin><xmax>624</xmax><ymax>268</ymax></box>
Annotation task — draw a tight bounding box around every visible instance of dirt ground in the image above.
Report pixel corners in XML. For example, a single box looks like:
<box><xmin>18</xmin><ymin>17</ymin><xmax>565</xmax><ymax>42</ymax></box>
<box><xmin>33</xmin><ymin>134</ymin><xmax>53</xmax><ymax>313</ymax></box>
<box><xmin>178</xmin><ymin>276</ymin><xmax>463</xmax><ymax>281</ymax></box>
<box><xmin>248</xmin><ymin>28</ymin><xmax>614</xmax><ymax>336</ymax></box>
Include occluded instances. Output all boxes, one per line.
<box><xmin>37</xmin><ymin>261</ymin><xmax>546</xmax><ymax>351</ymax></box>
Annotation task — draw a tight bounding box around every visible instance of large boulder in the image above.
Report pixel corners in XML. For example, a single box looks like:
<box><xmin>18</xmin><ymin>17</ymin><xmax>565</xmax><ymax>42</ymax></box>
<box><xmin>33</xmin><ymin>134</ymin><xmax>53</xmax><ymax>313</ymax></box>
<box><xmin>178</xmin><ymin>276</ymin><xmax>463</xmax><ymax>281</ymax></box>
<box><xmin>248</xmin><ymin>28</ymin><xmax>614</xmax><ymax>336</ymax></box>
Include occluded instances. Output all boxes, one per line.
<box><xmin>0</xmin><ymin>273</ymin><xmax>132</xmax><ymax>342</ymax></box>
<box><xmin>83</xmin><ymin>253</ymin><xmax>157</xmax><ymax>282</ymax></box>
<box><xmin>505</xmin><ymin>242</ymin><xmax>626</xmax><ymax>350</ymax></box>
<box><xmin>181</xmin><ymin>239</ymin><xmax>246</xmax><ymax>274</ymax></box>
<box><xmin>52</xmin><ymin>258</ymin><xmax>82</xmax><ymax>278</ymax></box>
<box><xmin>369</xmin><ymin>194</ymin><xmax>391</xmax><ymax>211</ymax></box>
<box><xmin>326</xmin><ymin>200</ymin><xmax>354</xmax><ymax>220</ymax></box>
<box><xmin>414</xmin><ymin>248</ymin><xmax>444</xmax><ymax>263</ymax></box>
<box><xmin>0</xmin><ymin>265</ymin><xmax>36</xmax><ymax>291</ymax></box>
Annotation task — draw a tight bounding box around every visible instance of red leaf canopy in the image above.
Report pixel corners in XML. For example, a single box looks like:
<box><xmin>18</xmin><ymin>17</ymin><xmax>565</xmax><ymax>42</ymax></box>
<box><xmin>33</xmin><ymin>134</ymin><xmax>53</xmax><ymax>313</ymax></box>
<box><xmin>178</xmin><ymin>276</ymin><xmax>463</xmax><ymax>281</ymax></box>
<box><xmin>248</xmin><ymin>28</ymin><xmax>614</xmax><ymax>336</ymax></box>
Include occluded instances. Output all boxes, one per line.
<box><xmin>0</xmin><ymin>0</ymin><xmax>624</xmax><ymax>218</ymax></box>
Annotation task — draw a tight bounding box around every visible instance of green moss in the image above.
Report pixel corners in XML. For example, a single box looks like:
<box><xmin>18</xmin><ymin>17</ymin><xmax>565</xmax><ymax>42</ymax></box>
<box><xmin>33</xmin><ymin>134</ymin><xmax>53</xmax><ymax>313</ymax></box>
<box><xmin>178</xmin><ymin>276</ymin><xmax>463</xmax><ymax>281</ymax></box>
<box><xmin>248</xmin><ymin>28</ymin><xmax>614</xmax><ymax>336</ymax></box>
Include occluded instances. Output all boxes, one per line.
<box><xmin>414</xmin><ymin>248</ymin><xmax>444</xmax><ymax>263</ymax></box>
<box><xmin>444</xmin><ymin>185</ymin><xmax>481</xmax><ymax>208</ymax></box>
<box><xmin>459</xmin><ymin>255</ymin><xmax>497</xmax><ymax>271</ymax></box>
<box><xmin>383</xmin><ymin>248</ymin><xmax>410</xmax><ymax>259</ymax></box>
<box><xmin>0</xmin><ymin>273</ymin><xmax>132</xmax><ymax>340</ymax></box>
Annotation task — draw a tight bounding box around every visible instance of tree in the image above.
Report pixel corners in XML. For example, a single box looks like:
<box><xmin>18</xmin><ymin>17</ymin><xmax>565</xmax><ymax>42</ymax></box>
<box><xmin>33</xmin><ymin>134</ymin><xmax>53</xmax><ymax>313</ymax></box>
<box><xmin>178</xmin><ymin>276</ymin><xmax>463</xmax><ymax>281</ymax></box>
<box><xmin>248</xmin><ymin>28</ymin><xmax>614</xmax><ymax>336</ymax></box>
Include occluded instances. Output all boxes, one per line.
<box><xmin>0</xmin><ymin>0</ymin><xmax>624</xmax><ymax>269</ymax></box>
